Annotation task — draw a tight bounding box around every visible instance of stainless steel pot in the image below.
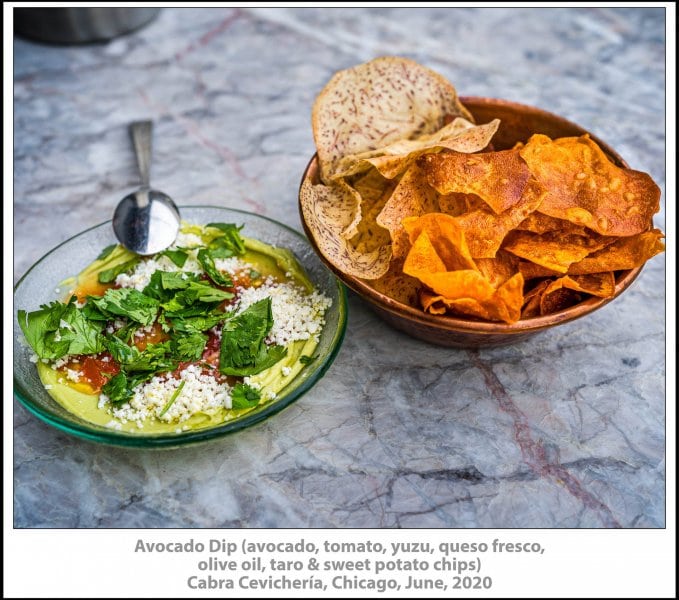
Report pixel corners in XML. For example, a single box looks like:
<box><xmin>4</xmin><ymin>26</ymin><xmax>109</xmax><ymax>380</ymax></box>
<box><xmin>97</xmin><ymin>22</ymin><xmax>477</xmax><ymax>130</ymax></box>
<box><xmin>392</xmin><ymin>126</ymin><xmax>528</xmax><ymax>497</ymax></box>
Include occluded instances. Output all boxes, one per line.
<box><xmin>14</xmin><ymin>8</ymin><xmax>161</xmax><ymax>44</ymax></box>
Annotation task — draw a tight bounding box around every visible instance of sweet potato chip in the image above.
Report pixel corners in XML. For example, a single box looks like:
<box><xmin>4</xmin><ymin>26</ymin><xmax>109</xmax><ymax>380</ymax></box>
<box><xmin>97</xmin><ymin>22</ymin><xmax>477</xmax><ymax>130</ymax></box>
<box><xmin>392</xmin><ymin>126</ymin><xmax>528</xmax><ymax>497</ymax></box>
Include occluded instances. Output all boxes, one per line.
<box><xmin>369</xmin><ymin>258</ymin><xmax>421</xmax><ymax>306</ymax></box>
<box><xmin>419</xmin><ymin>272</ymin><xmax>524</xmax><ymax>323</ymax></box>
<box><xmin>519</xmin><ymin>134</ymin><xmax>661</xmax><ymax>235</ymax></box>
<box><xmin>516</xmin><ymin>212</ymin><xmax>586</xmax><ymax>236</ymax></box>
<box><xmin>521</xmin><ymin>279</ymin><xmax>551</xmax><ymax>318</ymax></box>
<box><xmin>376</xmin><ymin>163</ymin><xmax>439</xmax><ymax>260</ymax></box>
<box><xmin>420</xmin><ymin>148</ymin><xmax>532</xmax><ymax>214</ymax></box>
<box><xmin>503</xmin><ymin>229</ymin><xmax>614</xmax><ymax>273</ymax></box>
<box><xmin>567</xmin><ymin>229</ymin><xmax>665</xmax><ymax>274</ymax></box>
<box><xmin>312</xmin><ymin>56</ymin><xmax>473</xmax><ymax>183</ymax></box>
<box><xmin>402</xmin><ymin>213</ymin><xmax>476</xmax><ymax>272</ymax></box>
<box><xmin>518</xmin><ymin>261</ymin><xmax>560</xmax><ymax>280</ymax></box>
<box><xmin>452</xmin><ymin>177</ymin><xmax>547</xmax><ymax>258</ymax></box>
<box><xmin>299</xmin><ymin>178</ymin><xmax>391</xmax><ymax>279</ymax></box>
<box><xmin>475</xmin><ymin>250</ymin><xmax>520</xmax><ymax>288</ymax></box>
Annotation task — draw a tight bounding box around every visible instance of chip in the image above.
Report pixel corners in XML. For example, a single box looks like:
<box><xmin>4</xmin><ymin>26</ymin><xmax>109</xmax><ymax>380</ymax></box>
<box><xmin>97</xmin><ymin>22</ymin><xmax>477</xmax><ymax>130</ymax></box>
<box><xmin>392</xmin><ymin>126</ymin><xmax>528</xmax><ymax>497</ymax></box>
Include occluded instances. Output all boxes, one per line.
<box><xmin>519</xmin><ymin>134</ymin><xmax>661</xmax><ymax>235</ymax></box>
<box><xmin>299</xmin><ymin>177</ymin><xmax>392</xmax><ymax>279</ymax></box>
<box><xmin>420</xmin><ymin>148</ymin><xmax>531</xmax><ymax>214</ymax></box>
<box><xmin>334</xmin><ymin>118</ymin><xmax>500</xmax><ymax>181</ymax></box>
<box><xmin>447</xmin><ymin>177</ymin><xmax>546</xmax><ymax>258</ymax></box>
<box><xmin>305</xmin><ymin>58</ymin><xmax>664</xmax><ymax>323</ymax></box>
<box><xmin>312</xmin><ymin>56</ymin><xmax>473</xmax><ymax>183</ymax></box>
<box><xmin>567</xmin><ymin>229</ymin><xmax>665</xmax><ymax>274</ymax></box>
<box><xmin>502</xmin><ymin>229</ymin><xmax>614</xmax><ymax>273</ymax></box>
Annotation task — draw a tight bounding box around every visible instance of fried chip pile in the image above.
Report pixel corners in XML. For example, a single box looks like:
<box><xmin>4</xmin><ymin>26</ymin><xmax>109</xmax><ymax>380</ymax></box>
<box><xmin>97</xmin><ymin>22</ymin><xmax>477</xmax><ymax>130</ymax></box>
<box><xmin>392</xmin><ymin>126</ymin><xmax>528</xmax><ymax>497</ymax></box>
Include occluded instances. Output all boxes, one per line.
<box><xmin>304</xmin><ymin>57</ymin><xmax>665</xmax><ymax>323</ymax></box>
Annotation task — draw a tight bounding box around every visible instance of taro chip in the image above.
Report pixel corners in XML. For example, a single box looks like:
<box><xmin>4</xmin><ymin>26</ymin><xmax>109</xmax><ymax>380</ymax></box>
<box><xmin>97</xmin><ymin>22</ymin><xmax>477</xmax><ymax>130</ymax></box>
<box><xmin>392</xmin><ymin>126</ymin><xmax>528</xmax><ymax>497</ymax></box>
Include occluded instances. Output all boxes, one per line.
<box><xmin>519</xmin><ymin>134</ymin><xmax>661</xmax><ymax>235</ymax></box>
<box><xmin>312</xmin><ymin>56</ymin><xmax>474</xmax><ymax>183</ymax></box>
<box><xmin>502</xmin><ymin>229</ymin><xmax>614</xmax><ymax>273</ymax></box>
<box><xmin>299</xmin><ymin>178</ymin><xmax>391</xmax><ymax>279</ymax></box>
<box><xmin>567</xmin><ymin>229</ymin><xmax>665</xmax><ymax>275</ymax></box>
<box><xmin>420</xmin><ymin>148</ymin><xmax>531</xmax><ymax>214</ymax></box>
<box><xmin>334</xmin><ymin>118</ymin><xmax>501</xmax><ymax>181</ymax></box>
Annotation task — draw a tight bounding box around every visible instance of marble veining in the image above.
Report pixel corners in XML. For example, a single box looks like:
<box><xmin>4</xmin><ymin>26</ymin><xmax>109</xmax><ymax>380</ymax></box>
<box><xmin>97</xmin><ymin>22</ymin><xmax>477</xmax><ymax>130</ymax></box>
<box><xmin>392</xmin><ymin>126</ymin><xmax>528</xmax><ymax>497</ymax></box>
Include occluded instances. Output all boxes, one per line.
<box><xmin>13</xmin><ymin>7</ymin><xmax>665</xmax><ymax>528</ymax></box>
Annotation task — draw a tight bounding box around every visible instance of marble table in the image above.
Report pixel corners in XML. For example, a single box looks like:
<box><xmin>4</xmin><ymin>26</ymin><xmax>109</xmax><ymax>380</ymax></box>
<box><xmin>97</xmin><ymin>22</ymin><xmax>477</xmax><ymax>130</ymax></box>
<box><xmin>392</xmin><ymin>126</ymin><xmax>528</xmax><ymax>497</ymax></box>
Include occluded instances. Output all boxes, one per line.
<box><xmin>13</xmin><ymin>7</ymin><xmax>666</xmax><ymax>528</ymax></box>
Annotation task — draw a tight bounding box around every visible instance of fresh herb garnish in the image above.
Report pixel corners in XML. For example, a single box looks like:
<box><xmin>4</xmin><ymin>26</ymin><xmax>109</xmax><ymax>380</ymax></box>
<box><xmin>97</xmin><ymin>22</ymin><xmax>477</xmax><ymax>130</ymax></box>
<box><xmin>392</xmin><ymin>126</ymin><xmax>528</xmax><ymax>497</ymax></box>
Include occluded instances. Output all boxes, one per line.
<box><xmin>197</xmin><ymin>248</ymin><xmax>233</xmax><ymax>287</ymax></box>
<box><xmin>158</xmin><ymin>248</ymin><xmax>189</xmax><ymax>268</ymax></box>
<box><xmin>206</xmin><ymin>222</ymin><xmax>246</xmax><ymax>256</ymax></box>
<box><xmin>230</xmin><ymin>383</ymin><xmax>261</xmax><ymax>409</ymax></box>
<box><xmin>218</xmin><ymin>298</ymin><xmax>287</xmax><ymax>376</ymax></box>
<box><xmin>171</xmin><ymin>330</ymin><xmax>208</xmax><ymax>361</ymax></box>
<box><xmin>17</xmin><ymin>298</ymin><xmax>103</xmax><ymax>360</ymax></box>
<box><xmin>299</xmin><ymin>354</ymin><xmax>317</xmax><ymax>365</ymax></box>
<box><xmin>159</xmin><ymin>380</ymin><xmax>186</xmax><ymax>417</ymax></box>
<box><xmin>89</xmin><ymin>288</ymin><xmax>160</xmax><ymax>326</ymax></box>
<box><xmin>249</xmin><ymin>269</ymin><xmax>261</xmax><ymax>279</ymax></box>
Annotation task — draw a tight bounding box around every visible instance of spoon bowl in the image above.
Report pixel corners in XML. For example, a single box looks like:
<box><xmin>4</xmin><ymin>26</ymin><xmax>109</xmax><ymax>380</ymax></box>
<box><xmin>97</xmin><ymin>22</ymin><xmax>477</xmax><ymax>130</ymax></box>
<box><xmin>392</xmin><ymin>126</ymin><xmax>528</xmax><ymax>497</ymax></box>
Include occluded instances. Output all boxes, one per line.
<box><xmin>112</xmin><ymin>121</ymin><xmax>180</xmax><ymax>255</ymax></box>
<box><xmin>113</xmin><ymin>189</ymin><xmax>180</xmax><ymax>255</ymax></box>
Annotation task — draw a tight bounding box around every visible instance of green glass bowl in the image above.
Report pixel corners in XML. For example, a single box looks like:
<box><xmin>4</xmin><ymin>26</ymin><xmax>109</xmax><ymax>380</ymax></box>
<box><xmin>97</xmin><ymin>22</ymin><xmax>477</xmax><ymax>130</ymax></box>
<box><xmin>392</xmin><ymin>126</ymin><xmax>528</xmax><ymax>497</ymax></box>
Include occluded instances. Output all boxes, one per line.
<box><xmin>14</xmin><ymin>206</ymin><xmax>347</xmax><ymax>448</ymax></box>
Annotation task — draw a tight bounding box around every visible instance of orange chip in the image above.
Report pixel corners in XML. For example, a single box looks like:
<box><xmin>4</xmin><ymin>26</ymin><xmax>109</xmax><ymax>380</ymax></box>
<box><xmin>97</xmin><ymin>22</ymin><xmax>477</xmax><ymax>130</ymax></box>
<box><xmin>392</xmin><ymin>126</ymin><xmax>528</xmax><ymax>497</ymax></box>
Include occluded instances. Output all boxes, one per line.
<box><xmin>518</xmin><ymin>261</ymin><xmax>561</xmax><ymax>280</ymax></box>
<box><xmin>503</xmin><ymin>229</ymin><xmax>614</xmax><ymax>273</ymax></box>
<box><xmin>419</xmin><ymin>272</ymin><xmax>524</xmax><ymax>323</ymax></box>
<box><xmin>376</xmin><ymin>163</ymin><xmax>438</xmax><ymax>260</ymax></box>
<box><xmin>539</xmin><ymin>286</ymin><xmax>582</xmax><ymax>315</ymax></box>
<box><xmin>475</xmin><ymin>250</ymin><xmax>520</xmax><ymax>288</ymax></box>
<box><xmin>520</xmin><ymin>134</ymin><xmax>661</xmax><ymax>235</ymax></box>
<box><xmin>521</xmin><ymin>279</ymin><xmax>551</xmax><ymax>318</ymax></box>
<box><xmin>420</xmin><ymin>148</ymin><xmax>532</xmax><ymax>214</ymax></box>
<box><xmin>452</xmin><ymin>177</ymin><xmax>546</xmax><ymax>258</ymax></box>
<box><xmin>402</xmin><ymin>213</ymin><xmax>477</xmax><ymax>272</ymax></box>
<box><xmin>516</xmin><ymin>212</ymin><xmax>586</xmax><ymax>236</ymax></box>
<box><xmin>567</xmin><ymin>228</ymin><xmax>665</xmax><ymax>274</ymax></box>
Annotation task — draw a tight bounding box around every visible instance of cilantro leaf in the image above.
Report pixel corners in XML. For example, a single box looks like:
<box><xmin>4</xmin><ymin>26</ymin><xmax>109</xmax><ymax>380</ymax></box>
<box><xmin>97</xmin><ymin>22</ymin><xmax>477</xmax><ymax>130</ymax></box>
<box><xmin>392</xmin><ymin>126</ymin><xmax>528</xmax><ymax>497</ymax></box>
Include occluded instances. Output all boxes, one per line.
<box><xmin>158</xmin><ymin>249</ymin><xmax>188</xmax><ymax>268</ymax></box>
<box><xmin>219</xmin><ymin>298</ymin><xmax>287</xmax><ymax>376</ymax></box>
<box><xmin>89</xmin><ymin>288</ymin><xmax>159</xmax><ymax>326</ymax></box>
<box><xmin>197</xmin><ymin>248</ymin><xmax>233</xmax><ymax>287</ymax></box>
<box><xmin>18</xmin><ymin>298</ymin><xmax>103</xmax><ymax>360</ymax></box>
<box><xmin>142</xmin><ymin>270</ymin><xmax>194</xmax><ymax>302</ymax></box>
<box><xmin>170</xmin><ymin>311</ymin><xmax>229</xmax><ymax>333</ymax></box>
<box><xmin>96</xmin><ymin>244</ymin><xmax>118</xmax><ymax>261</ymax></box>
<box><xmin>171</xmin><ymin>331</ymin><xmax>208</xmax><ymax>361</ymax></box>
<box><xmin>104</xmin><ymin>334</ymin><xmax>141</xmax><ymax>364</ymax></box>
<box><xmin>206</xmin><ymin>222</ymin><xmax>246</xmax><ymax>256</ymax></box>
<box><xmin>161</xmin><ymin>281</ymin><xmax>233</xmax><ymax>317</ymax></box>
<box><xmin>101</xmin><ymin>372</ymin><xmax>132</xmax><ymax>404</ymax></box>
<box><xmin>98</xmin><ymin>257</ymin><xmax>140</xmax><ymax>283</ymax></box>
<box><xmin>299</xmin><ymin>354</ymin><xmax>317</xmax><ymax>365</ymax></box>
<box><xmin>159</xmin><ymin>380</ymin><xmax>186</xmax><ymax>417</ymax></box>
<box><xmin>230</xmin><ymin>383</ymin><xmax>262</xmax><ymax>409</ymax></box>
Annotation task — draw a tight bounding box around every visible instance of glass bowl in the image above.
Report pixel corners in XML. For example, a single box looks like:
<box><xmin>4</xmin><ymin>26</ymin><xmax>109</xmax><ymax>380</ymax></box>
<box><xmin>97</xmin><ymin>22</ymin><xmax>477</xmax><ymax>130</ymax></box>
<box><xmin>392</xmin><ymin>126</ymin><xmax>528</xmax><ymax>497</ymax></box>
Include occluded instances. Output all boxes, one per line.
<box><xmin>299</xmin><ymin>97</ymin><xmax>646</xmax><ymax>348</ymax></box>
<box><xmin>13</xmin><ymin>206</ymin><xmax>347</xmax><ymax>447</ymax></box>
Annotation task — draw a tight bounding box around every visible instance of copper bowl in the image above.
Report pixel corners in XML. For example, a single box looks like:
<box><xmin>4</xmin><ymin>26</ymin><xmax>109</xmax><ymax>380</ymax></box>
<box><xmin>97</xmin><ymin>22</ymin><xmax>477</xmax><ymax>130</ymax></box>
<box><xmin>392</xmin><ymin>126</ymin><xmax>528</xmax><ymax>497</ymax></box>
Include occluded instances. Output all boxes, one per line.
<box><xmin>299</xmin><ymin>96</ymin><xmax>644</xmax><ymax>347</ymax></box>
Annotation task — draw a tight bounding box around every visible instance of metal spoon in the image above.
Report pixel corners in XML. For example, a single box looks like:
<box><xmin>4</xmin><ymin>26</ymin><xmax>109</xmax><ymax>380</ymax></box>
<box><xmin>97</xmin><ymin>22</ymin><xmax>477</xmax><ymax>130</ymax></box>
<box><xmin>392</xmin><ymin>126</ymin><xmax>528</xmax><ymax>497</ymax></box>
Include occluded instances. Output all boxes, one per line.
<box><xmin>112</xmin><ymin>120</ymin><xmax>180</xmax><ymax>255</ymax></box>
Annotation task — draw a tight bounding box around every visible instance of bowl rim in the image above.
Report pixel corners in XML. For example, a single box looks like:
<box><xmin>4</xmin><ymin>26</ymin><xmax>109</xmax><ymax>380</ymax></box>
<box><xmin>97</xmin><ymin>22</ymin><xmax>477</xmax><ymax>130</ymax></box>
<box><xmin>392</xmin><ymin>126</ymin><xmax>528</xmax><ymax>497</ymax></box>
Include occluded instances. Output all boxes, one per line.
<box><xmin>298</xmin><ymin>96</ymin><xmax>645</xmax><ymax>336</ymax></box>
<box><xmin>14</xmin><ymin>205</ymin><xmax>348</xmax><ymax>448</ymax></box>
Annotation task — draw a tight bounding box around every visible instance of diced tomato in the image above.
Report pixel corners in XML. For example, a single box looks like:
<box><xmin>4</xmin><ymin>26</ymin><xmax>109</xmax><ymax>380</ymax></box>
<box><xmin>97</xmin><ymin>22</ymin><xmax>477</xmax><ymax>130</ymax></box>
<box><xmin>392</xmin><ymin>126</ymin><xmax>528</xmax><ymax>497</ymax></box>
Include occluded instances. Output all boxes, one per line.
<box><xmin>80</xmin><ymin>355</ymin><xmax>120</xmax><ymax>391</ymax></box>
<box><xmin>133</xmin><ymin>322</ymin><xmax>169</xmax><ymax>351</ymax></box>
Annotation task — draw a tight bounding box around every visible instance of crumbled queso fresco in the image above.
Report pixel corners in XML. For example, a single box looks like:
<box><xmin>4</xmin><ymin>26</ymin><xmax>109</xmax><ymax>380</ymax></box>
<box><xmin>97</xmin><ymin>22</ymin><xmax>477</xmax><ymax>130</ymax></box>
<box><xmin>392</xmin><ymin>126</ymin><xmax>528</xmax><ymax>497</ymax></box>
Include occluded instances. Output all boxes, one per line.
<box><xmin>88</xmin><ymin>238</ymin><xmax>332</xmax><ymax>428</ymax></box>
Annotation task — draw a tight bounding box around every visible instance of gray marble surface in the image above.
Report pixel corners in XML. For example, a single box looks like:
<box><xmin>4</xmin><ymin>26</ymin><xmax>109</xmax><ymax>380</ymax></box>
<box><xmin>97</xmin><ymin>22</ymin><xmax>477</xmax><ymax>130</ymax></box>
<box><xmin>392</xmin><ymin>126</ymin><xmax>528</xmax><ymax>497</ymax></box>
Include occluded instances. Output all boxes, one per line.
<box><xmin>13</xmin><ymin>7</ymin><xmax>666</xmax><ymax>528</ymax></box>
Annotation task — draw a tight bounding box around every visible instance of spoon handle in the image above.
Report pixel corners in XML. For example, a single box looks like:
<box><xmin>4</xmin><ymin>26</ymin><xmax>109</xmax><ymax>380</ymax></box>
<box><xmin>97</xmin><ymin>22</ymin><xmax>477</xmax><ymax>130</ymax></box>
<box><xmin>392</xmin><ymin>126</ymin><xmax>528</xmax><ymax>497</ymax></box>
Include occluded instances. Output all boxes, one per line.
<box><xmin>129</xmin><ymin>120</ymin><xmax>152</xmax><ymax>188</ymax></box>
